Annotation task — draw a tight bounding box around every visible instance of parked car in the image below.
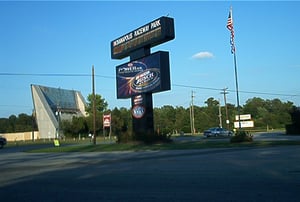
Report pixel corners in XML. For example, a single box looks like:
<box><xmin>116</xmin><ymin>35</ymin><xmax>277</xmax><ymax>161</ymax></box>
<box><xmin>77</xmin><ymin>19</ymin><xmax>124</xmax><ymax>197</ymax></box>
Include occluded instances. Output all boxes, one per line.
<box><xmin>203</xmin><ymin>127</ymin><xmax>233</xmax><ymax>137</ymax></box>
<box><xmin>0</xmin><ymin>136</ymin><xmax>7</xmax><ymax>149</ymax></box>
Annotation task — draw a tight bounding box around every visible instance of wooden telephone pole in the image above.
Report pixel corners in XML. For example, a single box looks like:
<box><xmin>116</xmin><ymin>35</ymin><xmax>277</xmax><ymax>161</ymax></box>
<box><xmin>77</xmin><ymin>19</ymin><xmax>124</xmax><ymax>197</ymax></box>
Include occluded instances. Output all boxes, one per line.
<box><xmin>221</xmin><ymin>88</ymin><xmax>229</xmax><ymax>129</ymax></box>
<box><xmin>92</xmin><ymin>65</ymin><xmax>96</xmax><ymax>145</ymax></box>
<box><xmin>190</xmin><ymin>91</ymin><xmax>195</xmax><ymax>135</ymax></box>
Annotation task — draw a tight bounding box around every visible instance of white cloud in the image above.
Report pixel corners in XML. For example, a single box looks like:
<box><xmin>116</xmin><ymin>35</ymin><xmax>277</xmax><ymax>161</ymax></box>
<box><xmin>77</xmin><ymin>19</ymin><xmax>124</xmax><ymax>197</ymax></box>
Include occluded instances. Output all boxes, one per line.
<box><xmin>192</xmin><ymin>51</ymin><xmax>214</xmax><ymax>59</ymax></box>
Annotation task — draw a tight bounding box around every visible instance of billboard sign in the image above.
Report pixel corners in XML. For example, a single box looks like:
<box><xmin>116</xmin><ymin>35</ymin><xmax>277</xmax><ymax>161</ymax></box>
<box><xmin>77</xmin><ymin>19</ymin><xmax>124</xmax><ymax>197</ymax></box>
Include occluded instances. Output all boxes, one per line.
<box><xmin>111</xmin><ymin>16</ymin><xmax>175</xmax><ymax>59</ymax></box>
<box><xmin>116</xmin><ymin>51</ymin><xmax>170</xmax><ymax>99</ymax></box>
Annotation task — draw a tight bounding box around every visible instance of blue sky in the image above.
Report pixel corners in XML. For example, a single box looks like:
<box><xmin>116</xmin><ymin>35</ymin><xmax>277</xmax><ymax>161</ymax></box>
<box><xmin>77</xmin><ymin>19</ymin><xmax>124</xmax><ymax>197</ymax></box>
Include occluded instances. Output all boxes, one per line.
<box><xmin>1</xmin><ymin>1</ymin><xmax>300</xmax><ymax>118</ymax></box>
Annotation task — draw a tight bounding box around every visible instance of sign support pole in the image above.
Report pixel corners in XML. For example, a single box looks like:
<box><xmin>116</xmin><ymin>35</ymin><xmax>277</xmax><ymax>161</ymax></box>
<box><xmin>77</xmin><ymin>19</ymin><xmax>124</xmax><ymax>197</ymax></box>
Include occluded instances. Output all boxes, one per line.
<box><xmin>130</xmin><ymin>48</ymin><xmax>154</xmax><ymax>141</ymax></box>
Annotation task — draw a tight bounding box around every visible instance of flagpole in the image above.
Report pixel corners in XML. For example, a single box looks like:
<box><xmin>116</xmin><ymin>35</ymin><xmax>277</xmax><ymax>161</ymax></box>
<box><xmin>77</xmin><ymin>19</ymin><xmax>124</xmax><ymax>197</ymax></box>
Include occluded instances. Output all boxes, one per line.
<box><xmin>233</xmin><ymin>51</ymin><xmax>241</xmax><ymax>129</ymax></box>
<box><xmin>227</xmin><ymin>7</ymin><xmax>241</xmax><ymax>129</ymax></box>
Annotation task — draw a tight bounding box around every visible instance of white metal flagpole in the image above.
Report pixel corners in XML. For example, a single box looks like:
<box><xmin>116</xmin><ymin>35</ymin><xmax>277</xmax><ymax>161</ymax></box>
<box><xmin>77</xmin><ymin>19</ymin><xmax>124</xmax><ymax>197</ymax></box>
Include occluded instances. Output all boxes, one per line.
<box><xmin>227</xmin><ymin>7</ymin><xmax>241</xmax><ymax>129</ymax></box>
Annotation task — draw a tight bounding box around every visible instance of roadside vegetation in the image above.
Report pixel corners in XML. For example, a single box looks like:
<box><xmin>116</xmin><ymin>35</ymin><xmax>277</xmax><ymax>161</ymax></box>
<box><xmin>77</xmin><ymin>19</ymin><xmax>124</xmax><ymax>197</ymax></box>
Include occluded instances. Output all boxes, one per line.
<box><xmin>24</xmin><ymin>138</ymin><xmax>300</xmax><ymax>153</ymax></box>
<box><xmin>1</xmin><ymin>95</ymin><xmax>299</xmax><ymax>143</ymax></box>
<box><xmin>230</xmin><ymin>130</ymin><xmax>253</xmax><ymax>143</ymax></box>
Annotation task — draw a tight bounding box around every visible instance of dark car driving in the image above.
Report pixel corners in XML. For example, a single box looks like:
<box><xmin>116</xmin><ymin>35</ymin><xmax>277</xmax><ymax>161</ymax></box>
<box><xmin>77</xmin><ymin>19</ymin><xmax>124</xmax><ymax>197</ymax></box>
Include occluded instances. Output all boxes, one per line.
<box><xmin>203</xmin><ymin>127</ymin><xmax>233</xmax><ymax>137</ymax></box>
<box><xmin>0</xmin><ymin>136</ymin><xmax>7</xmax><ymax>149</ymax></box>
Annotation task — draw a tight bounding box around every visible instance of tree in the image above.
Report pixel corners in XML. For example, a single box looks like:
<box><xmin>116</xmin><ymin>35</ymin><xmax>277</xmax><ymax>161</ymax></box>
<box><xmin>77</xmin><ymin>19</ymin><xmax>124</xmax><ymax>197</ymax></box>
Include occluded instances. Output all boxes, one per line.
<box><xmin>221</xmin><ymin>103</ymin><xmax>236</xmax><ymax>130</ymax></box>
<box><xmin>85</xmin><ymin>94</ymin><xmax>108</xmax><ymax>115</ymax></box>
<box><xmin>60</xmin><ymin>94</ymin><xmax>108</xmax><ymax>137</ymax></box>
<box><xmin>111</xmin><ymin>107</ymin><xmax>132</xmax><ymax>142</ymax></box>
<box><xmin>15</xmin><ymin>113</ymin><xmax>32</xmax><ymax>132</ymax></box>
<box><xmin>8</xmin><ymin>115</ymin><xmax>17</xmax><ymax>132</ymax></box>
<box><xmin>154</xmin><ymin>105</ymin><xmax>176</xmax><ymax>134</ymax></box>
<box><xmin>0</xmin><ymin>113</ymin><xmax>37</xmax><ymax>133</ymax></box>
<box><xmin>243</xmin><ymin>97</ymin><xmax>293</xmax><ymax>129</ymax></box>
<box><xmin>0</xmin><ymin>118</ymin><xmax>9</xmax><ymax>133</ymax></box>
<box><xmin>242</xmin><ymin>97</ymin><xmax>265</xmax><ymax>118</ymax></box>
<box><xmin>194</xmin><ymin>106</ymin><xmax>210</xmax><ymax>133</ymax></box>
<box><xmin>205</xmin><ymin>97</ymin><xmax>219</xmax><ymax>107</ymax></box>
<box><xmin>71</xmin><ymin>116</ymin><xmax>87</xmax><ymax>136</ymax></box>
<box><xmin>203</xmin><ymin>97</ymin><xmax>220</xmax><ymax>128</ymax></box>
<box><xmin>85</xmin><ymin>93</ymin><xmax>108</xmax><ymax>134</ymax></box>
<box><xmin>174</xmin><ymin>106</ymin><xmax>190</xmax><ymax>133</ymax></box>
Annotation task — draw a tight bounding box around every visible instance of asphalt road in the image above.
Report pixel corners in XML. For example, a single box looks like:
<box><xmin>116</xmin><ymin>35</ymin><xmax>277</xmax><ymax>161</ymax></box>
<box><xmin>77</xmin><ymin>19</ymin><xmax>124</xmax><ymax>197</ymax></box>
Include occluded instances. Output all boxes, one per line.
<box><xmin>1</xmin><ymin>141</ymin><xmax>300</xmax><ymax>201</ymax></box>
<box><xmin>173</xmin><ymin>131</ymin><xmax>300</xmax><ymax>142</ymax></box>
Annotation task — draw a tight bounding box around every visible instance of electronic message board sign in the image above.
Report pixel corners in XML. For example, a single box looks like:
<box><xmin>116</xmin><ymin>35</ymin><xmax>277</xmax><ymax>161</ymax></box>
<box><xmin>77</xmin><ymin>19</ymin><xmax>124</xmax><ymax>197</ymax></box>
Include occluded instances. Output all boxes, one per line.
<box><xmin>111</xmin><ymin>16</ymin><xmax>175</xmax><ymax>60</ymax></box>
<box><xmin>116</xmin><ymin>51</ymin><xmax>170</xmax><ymax>99</ymax></box>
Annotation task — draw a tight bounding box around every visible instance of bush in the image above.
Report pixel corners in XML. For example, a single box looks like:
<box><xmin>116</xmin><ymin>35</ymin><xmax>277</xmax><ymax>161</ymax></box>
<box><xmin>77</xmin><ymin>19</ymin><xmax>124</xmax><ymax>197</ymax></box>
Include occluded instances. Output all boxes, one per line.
<box><xmin>286</xmin><ymin>107</ymin><xmax>300</xmax><ymax>135</ymax></box>
<box><xmin>116</xmin><ymin>131</ymin><xmax>133</xmax><ymax>143</ymax></box>
<box><xmin>286</xmin><ymin>124</ymin><xmax>300</xmax><ymax>135</ymax></box>
<box><xmin>134</xmin><ymin>132</ymin><xmax>172</xmax><ymax>144</ymax></box>
<box><xmin>230</xmin><ymin>130</ymin><xmax>253</xmax><ymax>143</ymax></box>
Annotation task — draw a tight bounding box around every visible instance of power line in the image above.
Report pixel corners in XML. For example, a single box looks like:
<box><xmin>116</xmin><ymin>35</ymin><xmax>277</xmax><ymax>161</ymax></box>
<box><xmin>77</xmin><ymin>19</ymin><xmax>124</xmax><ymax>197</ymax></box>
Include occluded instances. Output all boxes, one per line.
<box><xmin>1</xmin><ymin>72</ymin><xmax>298</xmax><ymax>98</ymax></box>
<box><xmin>0</xmin><ymin>72</ymin><xmax>114</xmax><ymax>79</ymax></box>
<box><xmin>173</xmin><ymin>83</ymin><xmax>299</xmax><ymax>98</ymax></box>
<box><xmin>173</xmin><ymin>84</ymin><xmax>221</xmax><ymax>91</ymax></box>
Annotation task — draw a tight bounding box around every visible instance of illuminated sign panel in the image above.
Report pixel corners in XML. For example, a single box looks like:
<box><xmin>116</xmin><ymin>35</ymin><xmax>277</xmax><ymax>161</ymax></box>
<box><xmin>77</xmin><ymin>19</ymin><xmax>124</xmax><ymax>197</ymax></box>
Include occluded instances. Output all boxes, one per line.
<box><xmin>116</xmin><ymin>51</ymin><xmax>170</xmax><ymax>98</ymax></box>
<box><xmin>111</xmin><ymin>17</ymin><xmax>175</xmax><ymax>59</ymax></box>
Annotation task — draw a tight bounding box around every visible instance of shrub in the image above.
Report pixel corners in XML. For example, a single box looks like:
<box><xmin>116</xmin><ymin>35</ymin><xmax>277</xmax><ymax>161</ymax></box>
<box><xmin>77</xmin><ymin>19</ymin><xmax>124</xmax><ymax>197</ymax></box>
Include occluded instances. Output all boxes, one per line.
<box><xmin>135</xmin><ymin>132</ymin><xmax>172</xmax><ymax>144</ymax></box>
<box><xmin>230</xmin><ymin>130</ymin><xmax>253</xmax><ymax>143</ymax></box>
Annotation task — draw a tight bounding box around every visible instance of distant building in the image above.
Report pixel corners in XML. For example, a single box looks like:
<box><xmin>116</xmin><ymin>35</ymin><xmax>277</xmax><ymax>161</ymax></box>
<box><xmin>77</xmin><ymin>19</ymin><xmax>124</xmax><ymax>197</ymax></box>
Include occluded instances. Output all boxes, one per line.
<box><xmin>31</xmin><ymin>84</ymin><xmax>86</xmax><ymax>139</ymax></box>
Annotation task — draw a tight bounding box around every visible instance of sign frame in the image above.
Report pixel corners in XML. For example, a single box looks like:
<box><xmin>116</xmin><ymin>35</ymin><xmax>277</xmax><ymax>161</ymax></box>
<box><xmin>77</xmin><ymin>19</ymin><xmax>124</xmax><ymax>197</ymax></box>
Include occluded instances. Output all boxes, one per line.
<box><xmin>111</xmin><ymin>16</ymin><xmax>175</xmax><ymax>60</ymax></box>
<box><xmin>115</xmin><ymin>51</ymin><xmax>170</xmax><ymax>99</ymax></box>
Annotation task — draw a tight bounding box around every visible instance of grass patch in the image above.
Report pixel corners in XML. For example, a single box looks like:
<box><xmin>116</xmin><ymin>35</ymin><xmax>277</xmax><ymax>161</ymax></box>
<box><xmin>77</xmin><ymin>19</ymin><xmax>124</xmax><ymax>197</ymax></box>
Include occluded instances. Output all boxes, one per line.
<box><xmin>26</xmin><ymin>140</ymin><xmax>300</xmax><ymax>153</ymax></box>
<box><xmin>6</xmin><ymin>138</ymin><xmax>91</xmax><ymax>147</ymax></box>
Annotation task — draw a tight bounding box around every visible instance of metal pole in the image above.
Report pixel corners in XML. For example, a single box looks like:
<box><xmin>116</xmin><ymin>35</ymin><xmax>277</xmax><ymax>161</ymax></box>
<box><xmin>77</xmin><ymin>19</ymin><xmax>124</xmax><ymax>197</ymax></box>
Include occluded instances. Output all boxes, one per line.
<box><xmin>92</xmin><ymin>65</ymin><xmax>96</xmax><ymax>145</ymax></box>
<box><xmin>233</xmin><ymin>52</ymin><xmax>241</xmax><ymax>129</ymax></box>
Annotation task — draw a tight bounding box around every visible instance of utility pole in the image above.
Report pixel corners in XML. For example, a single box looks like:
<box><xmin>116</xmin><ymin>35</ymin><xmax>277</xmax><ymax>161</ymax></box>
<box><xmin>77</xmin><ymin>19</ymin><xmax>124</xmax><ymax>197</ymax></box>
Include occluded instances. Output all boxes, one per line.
<box><xmin>221</xmin><ymin>87</ymin><xmax>229</xmax><ymax>129</ymax></box>
<box><xmin>218</xmin><ymin>99</ymin><xmax>222</xmax><ymax>128</ymax></box>
<box><xmin>92</xmin><ymin>65</ymin><xmax>96</xmax><ymax>145</ymax></box>
<box><xmin>190</xmin><ymin>91</ymin><xmax>195</xmax><ymax>135</ymax></box>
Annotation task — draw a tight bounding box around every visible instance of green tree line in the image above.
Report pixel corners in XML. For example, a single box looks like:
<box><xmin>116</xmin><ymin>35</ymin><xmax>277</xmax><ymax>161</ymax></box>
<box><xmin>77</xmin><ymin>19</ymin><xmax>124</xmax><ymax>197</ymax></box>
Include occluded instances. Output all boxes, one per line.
<box><xmin>154</xmin><ymin>97</ymin><xmax>295</xmax><ymax>134</ymax></box>
<box><xmin>0</xmin><ymin>95</ymin><xmax>297</xmax><ymax>137</ymax></box>
<box><xmin>0</xmin><ymin>113</ymin><xmax>38</xmax><ymax>133</ymax></box>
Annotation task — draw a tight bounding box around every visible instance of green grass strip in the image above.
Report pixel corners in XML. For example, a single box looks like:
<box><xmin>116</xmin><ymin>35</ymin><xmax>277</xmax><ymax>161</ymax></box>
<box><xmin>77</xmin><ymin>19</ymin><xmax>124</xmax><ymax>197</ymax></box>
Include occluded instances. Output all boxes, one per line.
<box><xmin>26</xmin><ymin>140</ymin><xmax>300</xmax><ymax>153</ymax></box>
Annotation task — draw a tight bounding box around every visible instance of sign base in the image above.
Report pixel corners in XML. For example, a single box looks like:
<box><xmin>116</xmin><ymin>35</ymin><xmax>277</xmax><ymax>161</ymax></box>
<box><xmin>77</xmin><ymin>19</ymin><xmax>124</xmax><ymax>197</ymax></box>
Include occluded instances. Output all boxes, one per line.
<box><xmin>131</xmin><ymin>93</ymin><xmax>154</xmax><ymax>141</ymax></box>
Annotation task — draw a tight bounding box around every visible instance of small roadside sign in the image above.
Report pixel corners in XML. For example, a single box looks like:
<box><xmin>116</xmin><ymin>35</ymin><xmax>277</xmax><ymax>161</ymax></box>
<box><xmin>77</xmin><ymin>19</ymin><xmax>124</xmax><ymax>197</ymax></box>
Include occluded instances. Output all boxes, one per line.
<box><xmin>54</xmin><ymin>139</ymin><xmax>60</xmax><ymax>147</ymax></box>
<box><xmin>103</xmin><ymin>114</ymin><xmax>111</xmax><ymax>128</ymax></box>
<box><xmin>235</xmin><ymin>114</ymin><xmax>251</xmax><ymax>121</ymax></box>
<box><xmin>234</xmin><ymin>120</ymin><xmax>254</xmax><ymax>128</ymax></box>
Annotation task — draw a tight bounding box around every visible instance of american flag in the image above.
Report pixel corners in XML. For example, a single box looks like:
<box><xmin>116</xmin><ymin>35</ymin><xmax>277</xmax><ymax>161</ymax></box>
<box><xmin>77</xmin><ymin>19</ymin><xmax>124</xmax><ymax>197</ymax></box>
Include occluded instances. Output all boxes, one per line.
<box><xmin>227</xmin><ymin>7</ymin><xmax>235</xmax><ymax>54</ymax></box>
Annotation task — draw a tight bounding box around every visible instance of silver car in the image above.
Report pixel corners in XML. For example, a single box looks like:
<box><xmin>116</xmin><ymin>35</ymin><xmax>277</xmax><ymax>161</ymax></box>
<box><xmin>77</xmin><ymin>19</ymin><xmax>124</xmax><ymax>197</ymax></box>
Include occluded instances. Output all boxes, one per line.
<box><xmin>203</xmin><ymin>127</ymin><xmax>233</xmax><ymax>137</ymax></box>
